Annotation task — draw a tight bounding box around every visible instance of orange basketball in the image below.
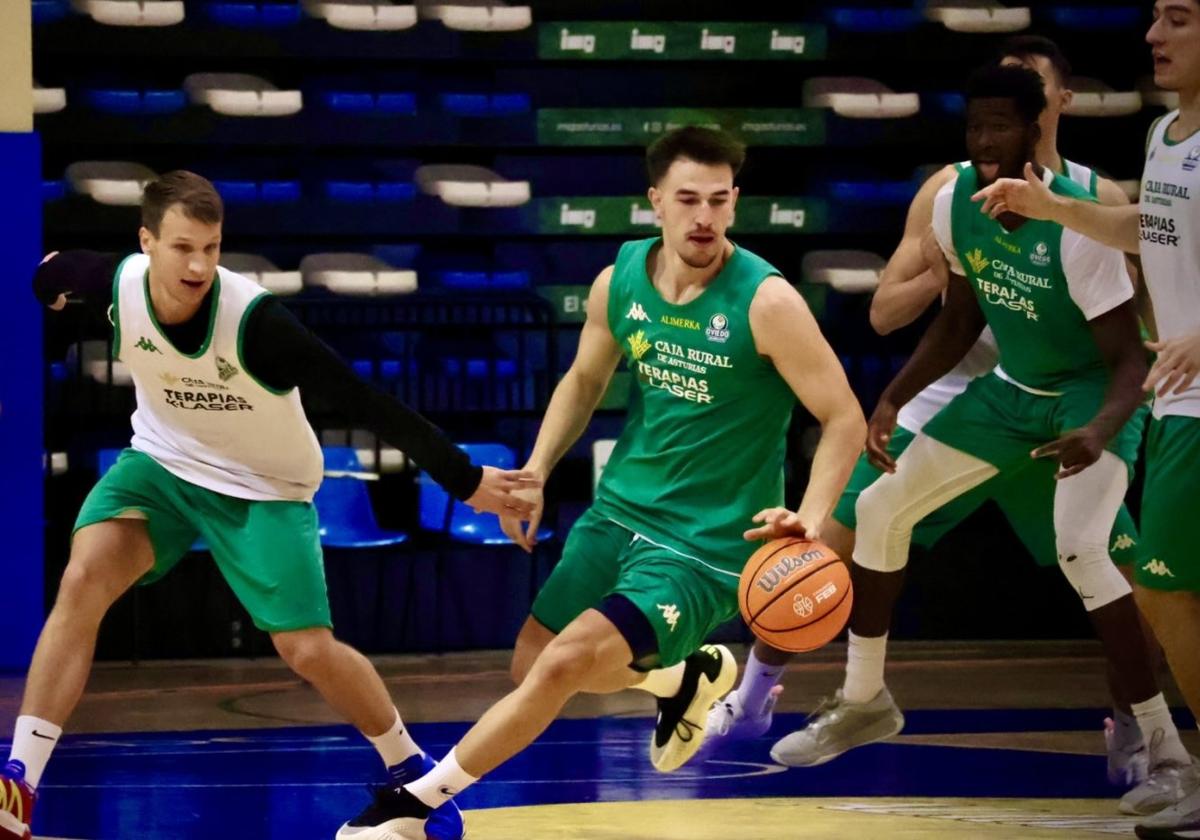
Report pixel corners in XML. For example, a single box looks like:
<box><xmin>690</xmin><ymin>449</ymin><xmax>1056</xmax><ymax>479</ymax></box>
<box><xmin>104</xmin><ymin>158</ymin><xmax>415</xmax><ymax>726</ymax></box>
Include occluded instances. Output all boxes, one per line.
<box><xmin>738</xmin><ymin>537</ymin><xmax>853</xmax><ymax>653</ymax></box>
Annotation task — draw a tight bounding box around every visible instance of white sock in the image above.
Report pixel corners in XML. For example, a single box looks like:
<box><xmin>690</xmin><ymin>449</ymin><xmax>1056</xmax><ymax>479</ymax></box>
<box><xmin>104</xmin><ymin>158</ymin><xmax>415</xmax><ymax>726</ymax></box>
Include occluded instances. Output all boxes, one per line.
<box><xmin>365</xmin><ymin>708</ymin><xmax>422</xmax><ymax>769</ymax></box>
<box><xmin>404</xmin><ymin>747</ymin><xmax>478</xmax><ymax>808</ymax></box>
<box><xmin>1132</xmin><ymin>694</ymin><xmax>1190</xmax><ymax>767</ymax></box>
<box><xmin>842</xmin><ymin>631</ymin><xmax>888</xmax><ymax>705</ymax></box>
<box><xmin>8</xmin><ymin>716</ymin><xmax>62</xmax><ymax>789</ymax></box>
<box><xmin>634</xmin><ymin>662</ymin><xmax>685</xmax><ymax>699</ymax></box>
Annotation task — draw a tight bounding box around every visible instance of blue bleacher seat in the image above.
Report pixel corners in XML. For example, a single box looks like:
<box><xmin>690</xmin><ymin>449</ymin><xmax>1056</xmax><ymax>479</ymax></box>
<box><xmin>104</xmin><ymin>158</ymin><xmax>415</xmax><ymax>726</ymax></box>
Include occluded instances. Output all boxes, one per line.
<box><xmin>324</xmin><ymin>180</ymin><xmax>416</xmax><ymax>202</ymax></box>
<box><xmin>419</xmin><ymin>443</ymin><xmax>552</xmax><ymax>545</ymax></box>
<box><xmin>203</xmin><ymin>1</ymin><xmax>302</xmax><ymax>28</ymax></box>
<box><xmin>321</xmin><ymin>91</ymin><xmax>417</xmax><ymax>115</ymax></box>
<box><xmin>42</xmin><ymin>180</ymin><xmax>67</xmax><ymax>202</ymax></box>
<box><xmin>371</xmin><ymin>244</ymin><xmax>423</xmax><ymax>268</ymax></box>
<box><xmin>929</xmin><ymin>92</ymin><xmax>966</xmax><ymax>117</ymax></box>
<box><xmin>829</xmin><ymin>179</ymin><xmax>919</xmax><ymax>206</ymax></box>
<box><xmin>315</xmin><ymin>447</ymin><xmax>408</xmax><ymax>548</ymax></box>
<box><xmin>1045</xmin><ymin>6</ymin><xmax>1140</xmax><ymax>30</ymax></box>
<box><xmin>826</xmin><ymin>7</ymin><xmax>923</xmax><ymax>32</ymax></box>
<box><xmin>84</xmin><ymin>88</ymin><xmax>188</xmax><ymax>115</ymax></box>
<box><xmin>213</xmin><ymin>179</ymin><xmax>301</xmax><ymax>204</ymax></box>
<box><xmin>440</xmin><ymin>93</ymin><xmax>532</xmax><ymax>117</ymax></box>
<box><xmin>32</xmin><ymin>0</ymin><xmax>70</xmax><ymax>25</ymax></box>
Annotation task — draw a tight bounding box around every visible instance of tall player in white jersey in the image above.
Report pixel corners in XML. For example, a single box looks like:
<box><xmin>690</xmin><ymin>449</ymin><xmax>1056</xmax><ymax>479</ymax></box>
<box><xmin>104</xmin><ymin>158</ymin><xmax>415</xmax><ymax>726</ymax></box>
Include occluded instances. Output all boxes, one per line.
<box><xmin>0</xmin><ymin>172</ymin><xmax>538</xmax><ymax>840</ymax></box>
<box><xmin>975</xmin><ymin>5</ymin><xmax>1200</xmax><ymax>837</ymax></box>
<box><xmin>708</xmin><ymin>37</ymin><xmax>1154</xmax><ymax>783</ymax></box>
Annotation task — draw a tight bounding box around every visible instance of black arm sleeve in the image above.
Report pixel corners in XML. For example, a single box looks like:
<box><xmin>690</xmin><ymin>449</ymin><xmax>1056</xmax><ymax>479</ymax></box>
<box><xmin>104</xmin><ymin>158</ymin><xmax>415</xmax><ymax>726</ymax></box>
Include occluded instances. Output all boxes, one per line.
<box><xmin>241</xmin><ymin>297</ymin><xmax>484</xmax><ymax>502</ymax></box>
<box><xmin>32</xmin><ymin>251</ymin><xmax>122</xmax><ymax>306</ymax></box>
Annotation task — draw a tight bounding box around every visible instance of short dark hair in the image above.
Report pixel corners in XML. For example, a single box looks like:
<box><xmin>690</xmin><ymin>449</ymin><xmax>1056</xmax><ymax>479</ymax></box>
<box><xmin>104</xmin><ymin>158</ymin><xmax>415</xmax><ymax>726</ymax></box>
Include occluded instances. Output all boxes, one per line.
<box><xmin>645</xmin><ymin>126</ymin><xmax>746</xmax><ymax>186</ymax></box>
<box><xmin>997</xmin><ymin>35</ymin><xmax>1072</xmax><ymax>86</ymax></box>
<box><xmin>141</xmin><ymin>170</ymin><xmax>224</xmax><ymax>236</ymax></box>
<box><xmin>965</xmin><ymin>64</ymin><xmax>1048</xmax><ymax>124</ymax></box>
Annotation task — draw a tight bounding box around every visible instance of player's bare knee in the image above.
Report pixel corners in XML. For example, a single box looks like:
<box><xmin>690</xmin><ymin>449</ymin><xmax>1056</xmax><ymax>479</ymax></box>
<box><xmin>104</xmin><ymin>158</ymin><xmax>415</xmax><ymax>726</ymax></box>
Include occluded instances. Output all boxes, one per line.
<box><xmin>1055</xmin><ymin>544</ymin><xmax>1131</xmax><ymax>611</ymax></box>
<box><xmin>530</xmin><ymin>638</ymin><xmax>596</xmax><ymax>691</ymax></box>
<box><xmin>272</xmin><ymin>627</ymin><xmax>334</xmax><ymax>678</ymax></box>
<box><xmin>511</xmin><ymin>617</ymin><xmax>555</xmax><ymax>686</ymax></box>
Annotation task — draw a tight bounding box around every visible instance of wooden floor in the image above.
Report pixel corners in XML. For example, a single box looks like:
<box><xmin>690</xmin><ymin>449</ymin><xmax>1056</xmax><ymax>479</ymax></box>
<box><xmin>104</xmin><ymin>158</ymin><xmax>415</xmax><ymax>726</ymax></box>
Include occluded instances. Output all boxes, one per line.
<box><xmin>2</xmin><ymin>640</ymin><xmax>1195</xmax><ymax>839</ymax></box>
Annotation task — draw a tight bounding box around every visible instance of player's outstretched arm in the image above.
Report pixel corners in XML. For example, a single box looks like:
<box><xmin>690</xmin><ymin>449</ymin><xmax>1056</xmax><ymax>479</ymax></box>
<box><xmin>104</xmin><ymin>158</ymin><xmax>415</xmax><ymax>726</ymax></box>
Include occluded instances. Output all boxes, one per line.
<box><xmin>1032</xmin><ymin>300</ymin><xmax>1147</xmax><ymax>479</ymax></box>
<box><xmin>973</xmin><ymin>163</ymin><xmax>1140</xmax><ymax>255</ymax></box>
<box><xmin>505</xmin><ymin>266</ymin><xmax>624</xmax><ymax>551</ymax></box>
<box><xmin>869</xmin><ymin>271</ymin><xmax>986</xmax><ymax>473</ymax></box>
<box><xmin>32</xmin><ymin>250</ymin><xmax>121</xmax><ymax>312</ymax></box>
<box><xmin>240</xmin><ymin>300</ymin><xmax>542</xmax><ymax>520</ymax></box>
<box><xmin>870</xmin><ymin>165</ymin><xmax>958</xmax><ymax>335</ymax></box>
<box><xmin>747</xmin><ymin>277</ymin><xmax>866</xmax><ymax>541</ymax></box>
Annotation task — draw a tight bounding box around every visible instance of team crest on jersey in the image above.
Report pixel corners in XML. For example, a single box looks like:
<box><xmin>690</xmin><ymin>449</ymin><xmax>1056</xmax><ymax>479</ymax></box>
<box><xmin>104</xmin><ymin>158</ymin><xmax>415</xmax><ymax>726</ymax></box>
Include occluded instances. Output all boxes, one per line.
<box><xmin>1029</xmin><ymin>241</ymin><xmax>1051</xmax><ymax>267</ymax></box>
<box><xmin>705</xmin><ymin>313</ymin><xmax>730</xmax><ymax>343</ymax></box>
<box><xmin>965</xmin><ymin>249</ymin><xmax>989</xmax><ymax>274</ymax></box>
<box><xmin>1184</xmin><ymin>146</ymin><xmax>1200</xmax><ymax>173</ymax></box>
<box><xmin>627</xmin><ymin>330</ymin><xmax>652</xmax><ymax>361</ymax></box>
<box><xmin>215</xmin><ymin>356</ymin><xmax>239</xmax><ymax>382</ymax></box>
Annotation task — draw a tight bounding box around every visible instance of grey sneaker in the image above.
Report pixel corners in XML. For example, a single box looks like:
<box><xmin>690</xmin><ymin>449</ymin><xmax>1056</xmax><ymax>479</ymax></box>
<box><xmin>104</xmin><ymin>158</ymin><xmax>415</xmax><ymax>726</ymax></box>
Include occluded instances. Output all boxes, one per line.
<box><xmin>1122</xmin><ymin>759</ymin><xmax>1199</xmax><ymax>816</ymax></box>
<box><xmin>1135</xmin><ymin>766</ymin><xmax>1200</xmax><ymax>838</ymax></box>
<box><xmin>769</xmin><ymin>687</ymin><xmax>904</xmax><ymax>768</ymax></box>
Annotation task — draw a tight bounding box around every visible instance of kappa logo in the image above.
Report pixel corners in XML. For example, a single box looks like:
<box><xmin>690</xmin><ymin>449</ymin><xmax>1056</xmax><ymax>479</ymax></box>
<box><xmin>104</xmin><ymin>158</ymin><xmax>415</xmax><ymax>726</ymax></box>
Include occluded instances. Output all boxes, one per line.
<box><xmin>1111</xmin><ymin>533</ymin><xmax>1136</xmax><ymax>552</ymax></box>
<box><xmin>626</xmin><ymin>302</ymin><xmax>651</xmax><ymax>322</ymax></box>
<box><xmin>1184</xmin><ymin>145</ymin><xmax>1200</xmax><ymax>173</ymax></box>
<box><xmin>135</xmin><ymin>336</ymin><xmax>162</xmax><ymax>354</ymax></box>
<box><xmin>966</xmin><ymin>249</ymin><xmax>989</xmax><ymax>274</ymax></box>
<box><xmin>706</xmin><ymin>312</ymin><xmax>730</xmax><ymax>344</ymax></box>
<box><xmin>627</xmin><ymin>330</ymin><xmax>652</xmax><ymax>360</ymax></box>
<box><xmin>658</xmin><ymin>603</ymin><xmax>681</xmax><ymax>631</ymax></box>
<box><xmin>1030</xmin><ymin>241</ymin><xmax>1051</xmax><ymax>267</ymax></box>
<box><xmin>1142</xmin><ymin>558</ymin><xmax>1176</xmax><ymax>578</ymax></box>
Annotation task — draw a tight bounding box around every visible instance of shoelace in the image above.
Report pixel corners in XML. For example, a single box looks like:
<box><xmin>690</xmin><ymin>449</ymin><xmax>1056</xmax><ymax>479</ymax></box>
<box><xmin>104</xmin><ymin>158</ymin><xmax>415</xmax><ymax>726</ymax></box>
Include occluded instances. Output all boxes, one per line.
<box><xmin>675</xmin><ymin>715</ymin><xmax>702</xmax><ymax>743</ymax></box>
<box><xmin>805</xmin><ymin>694</ymin><xmax>844</xmax><ymax>729</ymax></box>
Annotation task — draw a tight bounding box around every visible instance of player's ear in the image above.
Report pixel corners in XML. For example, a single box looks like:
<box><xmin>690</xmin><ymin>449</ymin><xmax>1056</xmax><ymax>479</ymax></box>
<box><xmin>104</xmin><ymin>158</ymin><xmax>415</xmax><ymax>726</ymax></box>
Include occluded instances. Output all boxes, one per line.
<box><xmin>138</xmin><ymin>226</ymin><xmax>154</xmax><ymax>254</ymax></box>
<box><xmin>648</xmin><ymin>186</ymin><xmax>662</xmax><ymax>219</ymax></box>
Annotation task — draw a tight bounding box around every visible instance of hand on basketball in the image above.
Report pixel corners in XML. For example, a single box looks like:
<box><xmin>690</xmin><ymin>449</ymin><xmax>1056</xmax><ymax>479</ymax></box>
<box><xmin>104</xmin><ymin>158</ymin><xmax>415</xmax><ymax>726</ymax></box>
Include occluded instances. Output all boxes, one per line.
<box><xmin>1144</xmin><ymin>333</ymin><xmax>1200</xmax><ymax>397</ymax></box>
<box><xmin>971</xmin><ymin>162</ymin><xmax>1056</xmax><ymax>221</ymax></box>
<box><xmin>865</xmin><ymin>399</ymin><xmax>900</xmax><ymax>473</ymax></box>
<box><xmin>744</xmin><ymin>508</ymin><xmax>814</xmax><ymax>542</ymax></box>
<box><xmin>467</xmin><ymin>466</ymin><xmax>542</xmax><ymax>527</ymax></box>
<box><xmin>1031</xmin><ymin>426</ymin><xmax>1106</xmax><ymax>479</ymax></box>
<box><xmin>495</xmin><ymin>482</ymin><xmax>544</xmax><ymax>554</ymax></box>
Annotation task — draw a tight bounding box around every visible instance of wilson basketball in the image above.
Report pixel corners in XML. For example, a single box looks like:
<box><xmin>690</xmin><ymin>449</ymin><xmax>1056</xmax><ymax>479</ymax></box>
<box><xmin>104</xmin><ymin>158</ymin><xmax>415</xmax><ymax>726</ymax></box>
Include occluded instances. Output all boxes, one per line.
<box><xmin>738</xmin><ymin>537</ymin><xmax>853</xmax><ymax>653</ymax></box>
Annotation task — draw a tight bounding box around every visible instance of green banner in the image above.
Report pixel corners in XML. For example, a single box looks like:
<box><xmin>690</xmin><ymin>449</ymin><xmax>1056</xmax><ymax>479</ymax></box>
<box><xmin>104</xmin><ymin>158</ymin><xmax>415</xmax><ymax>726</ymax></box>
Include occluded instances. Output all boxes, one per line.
<box><xmin>533</xmin><ymin>196</ymin><xmax>828</xmax><ymax>235</ymax></box>
<box><xmin>537</xmin><ymin>108</ymin><xmax>825</xmax><ymax>146</ymax></box>
<box><xmin>538</xmin><ymin>22</ymin><xmax>826</xmax><ymax>60</ymax></box>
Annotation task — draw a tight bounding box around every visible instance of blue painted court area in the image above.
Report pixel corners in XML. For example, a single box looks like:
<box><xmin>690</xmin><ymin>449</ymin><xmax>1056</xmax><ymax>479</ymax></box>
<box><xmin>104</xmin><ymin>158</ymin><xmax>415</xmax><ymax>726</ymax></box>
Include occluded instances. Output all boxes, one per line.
<box><xmin>15</xmin><ymin>709</ymin><xmax>1175</xmax><ymax>839</ymax></box>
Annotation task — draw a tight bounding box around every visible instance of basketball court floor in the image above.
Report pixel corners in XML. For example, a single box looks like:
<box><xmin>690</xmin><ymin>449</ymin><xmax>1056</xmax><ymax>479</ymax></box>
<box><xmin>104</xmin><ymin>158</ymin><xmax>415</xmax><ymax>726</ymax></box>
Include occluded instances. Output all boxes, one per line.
<box><xmin>2</xmin><ymin>640</ymin><xmax>1194</xmax><ymax>839</ymax></box>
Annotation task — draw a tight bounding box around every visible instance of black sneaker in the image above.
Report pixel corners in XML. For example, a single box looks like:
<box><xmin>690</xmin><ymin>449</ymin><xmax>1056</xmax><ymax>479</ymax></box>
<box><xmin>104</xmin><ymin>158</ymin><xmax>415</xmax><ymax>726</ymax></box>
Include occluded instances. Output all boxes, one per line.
<box><xmin>650</xmin><ymin>644</ymin><xmax>736</xmax><ymax>772</ymax></box>
<box><xmin>336</xmin><ymin>784</ymin><xmax>431</xmax><ymax>840</ymax></box>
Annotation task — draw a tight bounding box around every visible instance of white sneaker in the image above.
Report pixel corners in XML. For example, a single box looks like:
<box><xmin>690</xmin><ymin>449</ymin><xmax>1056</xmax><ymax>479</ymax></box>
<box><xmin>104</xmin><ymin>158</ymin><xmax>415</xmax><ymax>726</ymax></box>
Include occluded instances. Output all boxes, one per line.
<box><xmin>1122</xmin><ymin>759</ymin><xmax>1198</xmax><ymax>816</ymax></box>
<box><xmin>1136</xmin><ymin>765</ymin><xmax>1200</xmax><ymax>838</ymax></box>
<box><xmin>705</xmin><ymin>685</ymin><xmax>783</xmax><ymax>742</ymax></box>
<box><xmin>650</xmin><ymin>645</ymin><xmax>737</xmax><ymax>773</ymax></box>
<box><xmin>1107</xmin><ymin>716</ymin><xmax>1150</xmax><ymax>787</ymax></box>
<box><xmin>769</xmin><ymin>687</ymin><xmax>904</xmax><ymax>768</ymax></box>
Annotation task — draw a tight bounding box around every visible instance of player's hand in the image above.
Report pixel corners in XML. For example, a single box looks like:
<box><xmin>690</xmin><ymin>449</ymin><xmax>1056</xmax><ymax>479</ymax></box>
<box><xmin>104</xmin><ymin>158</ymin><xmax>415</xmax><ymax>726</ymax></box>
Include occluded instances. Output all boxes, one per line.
<box><xmin>865</xmin><ymin>399</ymin><xmax>900</xmax><ymax>473</ymax></box>
<box><xmin>1031</xmin><ymin>426</ymin><xmax>1106</xmax><ymax>479</ymax></box>
<box><xmin>494</xmin><ymin>482</ymin><xmax>544</xmax><ymax>554</ymax></box>
<box><xmin>1145</xmin><ymin>333</ymin><xmax>1200</xmax><ymax>397</ymax></box>
<box><xmin>466</xmin><ymin>466</ymin><xmax>541</xmax><ymax>530</ymax></box>
<box><xmin>744</xmin><ymin>508</ymin><xmax>816</xmax><ymax>542</ymax></box>
<box><xmin>40</xmin><ymin>251</ymin><xmax>68</xmax><ymax>310</ymax></box>
<box><xmin>919</xmin><ymin>227</ymin><xmax>950</xmax><ymax>289</ymax></box>
<box><xmin>971</xmin><ymin>162</ymin><xmax>1057</xmax><ymax>221</ymax></box>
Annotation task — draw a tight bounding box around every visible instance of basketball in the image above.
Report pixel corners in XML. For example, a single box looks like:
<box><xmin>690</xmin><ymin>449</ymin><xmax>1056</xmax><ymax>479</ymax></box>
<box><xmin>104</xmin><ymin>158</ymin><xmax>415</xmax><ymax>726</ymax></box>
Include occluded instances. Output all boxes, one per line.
<box><xmin>738</xmin><ymin>537</ymin><xmax>853</xmax><ymax>653</ymax></box>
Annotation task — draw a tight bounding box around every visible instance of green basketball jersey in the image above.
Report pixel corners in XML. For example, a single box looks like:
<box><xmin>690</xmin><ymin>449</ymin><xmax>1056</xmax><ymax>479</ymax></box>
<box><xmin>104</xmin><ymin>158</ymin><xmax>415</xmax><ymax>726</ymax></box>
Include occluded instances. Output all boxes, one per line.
<box><xmin>593</xmin><ymin>238</ymin><xmax>796</xmax><ymax>576</ymax></box>
<box><xmin>949</xmin><ymin>166</ymin><xmax>1110</xmax><ymax>393</ymax></box>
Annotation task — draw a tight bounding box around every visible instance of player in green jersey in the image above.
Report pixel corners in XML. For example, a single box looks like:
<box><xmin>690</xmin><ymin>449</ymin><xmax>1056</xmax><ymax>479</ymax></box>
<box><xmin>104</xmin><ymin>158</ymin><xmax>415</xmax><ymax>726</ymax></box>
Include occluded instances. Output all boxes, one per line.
<box><xmin>333</xmin><ymin>128</ymin><xmax>866</xmax><ymax>838</ymax></box>
<box><xmin>770</xmin><ymin>65</ymin><xmax>1193</xmax><ymax>818</ymax></box>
